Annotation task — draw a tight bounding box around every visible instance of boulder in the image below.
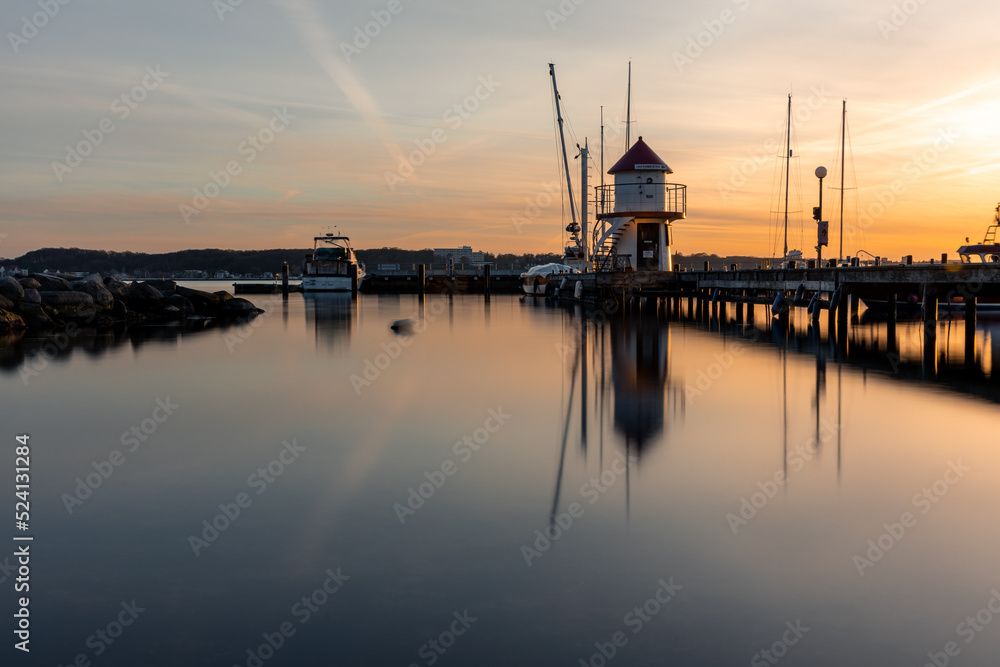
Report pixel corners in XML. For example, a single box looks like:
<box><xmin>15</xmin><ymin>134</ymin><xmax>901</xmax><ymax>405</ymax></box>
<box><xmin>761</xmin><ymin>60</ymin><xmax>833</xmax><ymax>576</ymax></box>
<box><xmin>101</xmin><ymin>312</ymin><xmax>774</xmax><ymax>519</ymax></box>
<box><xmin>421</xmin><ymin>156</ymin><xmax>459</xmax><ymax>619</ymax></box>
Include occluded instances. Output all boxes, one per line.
<box><xmin>20</xmin><ymin>289</ymin><xmax>40</xmax><ymax>306</ymax></box>
<box><xmin>39</xmin><ymin>291</ymin><xmax>96</xmax><ymax>320</ymax></box>
<box><xmin>146</xmin><ymin>279</ymin><xmax>177</xmax><ymax>293</ymax></box>
<box><xmin>110</xmin><ymin>299</ymin><xmax>128</xmax><ymax>319</ymax></box>
<box><xmin>0</xmin><ymin>309</ymin><xmax>26</xmax><ymax>332</ymax></box>
<box><xmin>0</xmin><ymin>295</ymin><xmax>13</xmax><ymax>310</ymax></box>
<box><xmin>213</xmin><ymin>291</ymin><xmax>234</xmax><ymax>302</ymax></box>
<box><xmin>103</xmin><ymin>276</ymin><xmax>128</xmax><ymax>298</ymax></box>
<box><xmin>15</xmin><ymin>304</ymin><xmax>54</xmax><ymax>329</ymax></box>
<box><xmin>124</xmin><ymin>282</ymin><xmax>164</xmax><ymax>310</ymax></box>
<box><xmin>72</xmin><ymin>278</ymin><xmax>114</xmax><ymax>309</ymax></box>
<box><xmin>30</xmin><ymin>274</ymin><xmax>72</xmax><ymax>291</ymax></box>
<box><xmin>219</xmin><ymin>297</ymin><xmax>263</xmax><ymax>317</ymax></box>
<box><xmin>176</xmin><ymin>286</ymin><xmax>220</xmax><ymax>317</ymax></box>
<box><xmin>0</xmin><ymin>276</ymin><xmax>24</xmax><ymax>303</ymax></box>
<box><xmin>17</xmin><ymin>277</ymin><xmax>40</xmax><ymax>290</ymax></box>
<box><xmin>163</xmin><ymin>294</ymin><xmax>196</xmax><ymax>316</ymax></box>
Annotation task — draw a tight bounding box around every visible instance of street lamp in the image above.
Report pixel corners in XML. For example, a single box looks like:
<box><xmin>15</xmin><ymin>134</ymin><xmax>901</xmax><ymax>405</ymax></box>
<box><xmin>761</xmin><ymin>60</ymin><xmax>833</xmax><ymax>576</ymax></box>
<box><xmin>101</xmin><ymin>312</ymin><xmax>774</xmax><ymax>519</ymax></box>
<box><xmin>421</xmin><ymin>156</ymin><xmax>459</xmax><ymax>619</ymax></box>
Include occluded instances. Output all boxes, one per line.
<box><xmin>813</xmin><ymin>166</ymin><xmax>829</xmax><ymax>266</ymax></box>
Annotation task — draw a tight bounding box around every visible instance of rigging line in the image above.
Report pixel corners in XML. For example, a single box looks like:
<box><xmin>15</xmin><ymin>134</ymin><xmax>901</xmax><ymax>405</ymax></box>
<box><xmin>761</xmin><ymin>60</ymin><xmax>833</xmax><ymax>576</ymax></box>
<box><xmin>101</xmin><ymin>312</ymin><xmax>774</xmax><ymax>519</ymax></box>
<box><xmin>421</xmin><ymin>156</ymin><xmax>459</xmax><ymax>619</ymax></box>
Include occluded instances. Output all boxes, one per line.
<box><xmin>550</xmin><ymin>324</ymin><xmax>581</xmax><ymax>528</ymax></box>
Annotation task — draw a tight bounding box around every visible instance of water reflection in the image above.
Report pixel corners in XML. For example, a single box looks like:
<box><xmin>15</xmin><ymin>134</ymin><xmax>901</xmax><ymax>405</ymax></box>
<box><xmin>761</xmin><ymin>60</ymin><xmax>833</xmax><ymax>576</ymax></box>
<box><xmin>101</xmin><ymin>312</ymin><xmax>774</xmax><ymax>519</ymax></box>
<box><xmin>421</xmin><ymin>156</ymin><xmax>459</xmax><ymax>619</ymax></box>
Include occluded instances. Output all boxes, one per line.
<box><xmin>0</xmin><ymin>317</ymin><xmax>251</xmax><ymax>375</ymax></box>
<box><xmin>303</xmin><ymin>293</ymin><xmax>355</xmax><ymax>351</ymax></box>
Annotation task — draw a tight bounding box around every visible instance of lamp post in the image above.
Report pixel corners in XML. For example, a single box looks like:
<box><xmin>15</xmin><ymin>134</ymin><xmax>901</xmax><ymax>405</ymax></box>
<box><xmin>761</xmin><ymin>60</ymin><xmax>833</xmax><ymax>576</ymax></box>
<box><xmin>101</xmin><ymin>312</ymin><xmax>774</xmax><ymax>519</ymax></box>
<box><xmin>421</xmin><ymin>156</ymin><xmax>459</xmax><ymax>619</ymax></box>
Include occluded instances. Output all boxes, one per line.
<box><xmin>814</xmin><ymin>166</ymin><xmax>827</xmax><ymax>266</ymax></box>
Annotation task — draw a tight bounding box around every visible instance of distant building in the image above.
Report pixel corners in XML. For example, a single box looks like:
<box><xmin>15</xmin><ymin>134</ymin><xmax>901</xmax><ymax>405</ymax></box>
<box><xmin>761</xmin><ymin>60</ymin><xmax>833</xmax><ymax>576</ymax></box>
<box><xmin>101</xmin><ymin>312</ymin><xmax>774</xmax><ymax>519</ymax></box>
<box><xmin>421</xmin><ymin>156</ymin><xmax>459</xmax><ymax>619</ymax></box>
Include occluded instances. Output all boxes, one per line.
<box><xmin>433</xmin><ymin>246</ymin><xmax>485</xmax><ymax>265</ymax></box>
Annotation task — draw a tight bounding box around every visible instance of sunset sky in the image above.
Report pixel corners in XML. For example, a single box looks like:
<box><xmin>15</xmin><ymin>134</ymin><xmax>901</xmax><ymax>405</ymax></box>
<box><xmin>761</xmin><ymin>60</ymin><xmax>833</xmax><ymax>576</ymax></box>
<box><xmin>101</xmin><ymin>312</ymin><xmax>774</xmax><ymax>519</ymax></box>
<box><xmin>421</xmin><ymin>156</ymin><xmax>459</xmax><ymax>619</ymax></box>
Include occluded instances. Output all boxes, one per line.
<box><xmin>2</xmin><ymin>0</ymin><xmax>999</xmax><ymax>260</ymax></box>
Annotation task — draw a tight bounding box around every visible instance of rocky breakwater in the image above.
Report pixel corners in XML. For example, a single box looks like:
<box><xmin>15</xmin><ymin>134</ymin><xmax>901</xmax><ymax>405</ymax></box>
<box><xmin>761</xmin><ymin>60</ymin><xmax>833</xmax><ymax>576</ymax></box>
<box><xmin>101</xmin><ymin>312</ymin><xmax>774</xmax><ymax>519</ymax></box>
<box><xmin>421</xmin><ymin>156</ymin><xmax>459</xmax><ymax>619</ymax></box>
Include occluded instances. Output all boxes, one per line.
<box><xmin>0</xmin><ymin>274</ymin><xmax>263</xmax><ymax>332</ymax></box>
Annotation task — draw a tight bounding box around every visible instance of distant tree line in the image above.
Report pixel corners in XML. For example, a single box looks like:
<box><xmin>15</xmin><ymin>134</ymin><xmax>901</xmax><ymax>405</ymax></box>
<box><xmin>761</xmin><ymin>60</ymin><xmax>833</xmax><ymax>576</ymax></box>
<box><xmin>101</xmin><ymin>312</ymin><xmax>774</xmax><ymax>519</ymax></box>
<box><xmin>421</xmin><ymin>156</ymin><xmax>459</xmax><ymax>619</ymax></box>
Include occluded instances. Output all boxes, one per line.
<box><xmin>1</xmin><ymin>247</ymin><xmax>568</xmax><ymax>276</ymax></box>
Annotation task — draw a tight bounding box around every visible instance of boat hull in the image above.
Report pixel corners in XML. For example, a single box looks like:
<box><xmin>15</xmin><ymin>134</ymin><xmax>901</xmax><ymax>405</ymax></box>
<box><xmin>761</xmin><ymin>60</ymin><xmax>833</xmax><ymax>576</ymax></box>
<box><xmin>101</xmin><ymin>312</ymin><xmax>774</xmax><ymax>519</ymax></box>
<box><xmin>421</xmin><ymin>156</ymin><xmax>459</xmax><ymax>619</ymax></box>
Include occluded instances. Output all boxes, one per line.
<box><xmin>302</xmin><ymin>275</ymin><xmax>358</xmax><ymax>292</ymax></box>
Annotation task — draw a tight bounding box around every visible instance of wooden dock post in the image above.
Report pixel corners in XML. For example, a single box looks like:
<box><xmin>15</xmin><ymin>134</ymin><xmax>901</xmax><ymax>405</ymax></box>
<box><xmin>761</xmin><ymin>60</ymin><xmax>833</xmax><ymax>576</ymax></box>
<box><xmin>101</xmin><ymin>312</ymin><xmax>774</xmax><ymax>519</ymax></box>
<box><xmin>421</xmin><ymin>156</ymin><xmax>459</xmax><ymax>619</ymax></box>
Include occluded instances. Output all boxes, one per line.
<box><xmin>887</xmin><ymin>293</ymin><xmax>897</xmax><ymax>351</ymax></box>
<box><xmin>965</xmin><ymin>296</ymin><xmax>977</xmax><ymax>369</ymax></box>
<box><xmin>418</xmin><ymin>264</ymin><xmax>426</xmax><ymax>295</ymax></box>
<box><xmin>281</xmin><ymin>263</ymin><xmax>289</xmax><ymax>297</ymax></box>
<box><xmin>735</xmin><ymin>290</ymin><xmax>743</xmax><ymax>324</ymax></box>
<box><xmin>922</xmin><ymin>284</ymin><xmax>938</xmax><ymax>323</ymax></box>
<box><xmin>350</xmin><ymin>264</ymin><xmax>358</xmax><ymax>294</ymax></box>
<box><xmin>747</xmin><ymin>299</ymin><xmax>754</xmax><ymax>323</ymax></box>
<box><xmin>483</xmin><ymin>264</ymin><xmax>491</xmax><ymax>297</ymax></box>
<box><xmin>837</xmin><ymin>287</ymin><xmax>849</xmax><ymax>349</ymax></box>
<box><xmin>923</xmin><ymin>285</ymin><xmax>938</xmax><ymax>376</ymax></box>
<box><xmin>849</xmin><ymin>292</ymin><xmax>859</xmax><ymax>322</ymax></box>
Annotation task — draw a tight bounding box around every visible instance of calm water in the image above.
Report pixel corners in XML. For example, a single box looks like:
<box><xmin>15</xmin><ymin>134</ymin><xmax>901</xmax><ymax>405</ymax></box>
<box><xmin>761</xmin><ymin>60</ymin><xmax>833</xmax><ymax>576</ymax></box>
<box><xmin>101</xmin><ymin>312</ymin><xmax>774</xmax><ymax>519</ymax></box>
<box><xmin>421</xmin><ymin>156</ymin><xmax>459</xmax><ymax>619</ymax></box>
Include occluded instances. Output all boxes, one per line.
<box><xmin>3</xmin><ymin>283</ymin><xmax>1000</xmax><ymax>666</ymax></box>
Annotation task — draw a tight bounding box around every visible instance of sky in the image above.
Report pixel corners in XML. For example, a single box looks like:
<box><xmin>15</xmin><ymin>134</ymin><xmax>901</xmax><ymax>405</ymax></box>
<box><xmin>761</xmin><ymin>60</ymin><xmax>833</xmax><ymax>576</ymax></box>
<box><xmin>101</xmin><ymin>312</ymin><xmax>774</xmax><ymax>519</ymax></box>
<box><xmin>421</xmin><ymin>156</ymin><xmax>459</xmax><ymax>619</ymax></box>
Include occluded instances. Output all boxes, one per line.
<box><xmin>2</xmin><ymin>0</ymin><xmax>999</xmax><ymax>260</ymax></box>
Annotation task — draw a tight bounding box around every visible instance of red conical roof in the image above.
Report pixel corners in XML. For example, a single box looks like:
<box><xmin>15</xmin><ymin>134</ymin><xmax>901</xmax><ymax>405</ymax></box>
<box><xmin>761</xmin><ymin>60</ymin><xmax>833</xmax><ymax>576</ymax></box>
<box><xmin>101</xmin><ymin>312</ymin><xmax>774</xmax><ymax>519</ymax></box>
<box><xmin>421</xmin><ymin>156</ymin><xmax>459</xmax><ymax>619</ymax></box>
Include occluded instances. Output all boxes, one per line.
<box><xmin>608</xmin><ymin>136</ymin><xmax>672</xmax><ymax>174</ymax></box>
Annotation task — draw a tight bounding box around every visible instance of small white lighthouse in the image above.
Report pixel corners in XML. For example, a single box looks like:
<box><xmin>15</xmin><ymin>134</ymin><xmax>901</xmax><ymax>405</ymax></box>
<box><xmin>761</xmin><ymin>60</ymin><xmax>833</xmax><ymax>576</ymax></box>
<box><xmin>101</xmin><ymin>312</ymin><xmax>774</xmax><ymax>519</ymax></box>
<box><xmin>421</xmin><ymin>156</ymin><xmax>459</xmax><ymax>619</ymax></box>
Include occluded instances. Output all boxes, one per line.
<box><xmin>593</xmin><ymin>137</ymin><xmax>686</xmax><ymax>271</ymax></box>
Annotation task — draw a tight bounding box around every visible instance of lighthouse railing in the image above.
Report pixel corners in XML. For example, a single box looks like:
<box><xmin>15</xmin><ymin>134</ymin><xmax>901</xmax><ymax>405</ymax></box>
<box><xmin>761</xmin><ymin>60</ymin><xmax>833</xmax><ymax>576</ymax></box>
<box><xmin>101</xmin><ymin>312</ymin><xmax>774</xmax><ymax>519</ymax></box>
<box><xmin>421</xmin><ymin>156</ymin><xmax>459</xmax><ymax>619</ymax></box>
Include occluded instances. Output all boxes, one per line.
<box><xmin>593</xmin><ymin>183</ymin><xmax>687</xmax><ymax>220</ymax></box>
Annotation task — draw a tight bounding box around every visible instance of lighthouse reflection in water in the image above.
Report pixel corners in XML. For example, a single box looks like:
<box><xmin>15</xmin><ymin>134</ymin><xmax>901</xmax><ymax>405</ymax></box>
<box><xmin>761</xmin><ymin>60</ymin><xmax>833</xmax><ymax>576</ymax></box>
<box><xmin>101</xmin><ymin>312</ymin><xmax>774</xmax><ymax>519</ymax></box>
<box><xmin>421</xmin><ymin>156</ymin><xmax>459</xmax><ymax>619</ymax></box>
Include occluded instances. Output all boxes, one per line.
<box><xmin>552</xmin><ymin>297</ymin><xmax>685</xmax><ymax>520</ymax></box>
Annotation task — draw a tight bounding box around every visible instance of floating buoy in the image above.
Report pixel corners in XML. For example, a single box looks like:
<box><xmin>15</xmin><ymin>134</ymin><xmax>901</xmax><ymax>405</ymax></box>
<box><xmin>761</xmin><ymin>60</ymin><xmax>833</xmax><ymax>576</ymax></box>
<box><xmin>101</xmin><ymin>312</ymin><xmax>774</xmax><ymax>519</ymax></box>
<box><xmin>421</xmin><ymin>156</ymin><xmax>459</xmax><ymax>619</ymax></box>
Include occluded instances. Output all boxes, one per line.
<box><xmin>807</xmin><ymin>293</ymin><xmax>819</xmax><ymax>314</ymax></box>
<box><xmin>794</xmin><ymin>283</ymin><xmax>806</xmax><ymax>305</ymax></box>
<box><xmin>830</xmin><ymin>287</ymin><xmax>843</xmax><ymax>311</ymax></box>
<box><xmin>771</xmin><ymin>293</ymin><xmax>787</xmax><ymax>317</ymax></box>
<box><xmin>574</xmin><ymin>281</ymin><xmax>583</xmax><ymax>299</ymax></box>
<box><xmin>390</xmin><ymin>319</ymin><xmax>414</xmax><ymax>333</ymax></box>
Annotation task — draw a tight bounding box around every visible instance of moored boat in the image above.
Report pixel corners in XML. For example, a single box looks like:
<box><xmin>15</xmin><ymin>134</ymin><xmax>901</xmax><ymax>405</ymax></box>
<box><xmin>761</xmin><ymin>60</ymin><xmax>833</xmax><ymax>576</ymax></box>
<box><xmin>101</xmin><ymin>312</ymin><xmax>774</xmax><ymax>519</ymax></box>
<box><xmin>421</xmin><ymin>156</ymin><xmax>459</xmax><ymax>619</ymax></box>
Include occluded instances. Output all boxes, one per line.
<box><xmin>957</xmin><ymin>203</ymin><xmax>1000</xmax><ymax>264</ymax></box>
<box><xmin>302</xmin><ymin>233</ymin><xmax>366</xmax><ymax>292</ymax></box>
<box><xmin>519</xmin><ymin>263</ymin><xmax>579</xmax><ymax>296</ymax></box>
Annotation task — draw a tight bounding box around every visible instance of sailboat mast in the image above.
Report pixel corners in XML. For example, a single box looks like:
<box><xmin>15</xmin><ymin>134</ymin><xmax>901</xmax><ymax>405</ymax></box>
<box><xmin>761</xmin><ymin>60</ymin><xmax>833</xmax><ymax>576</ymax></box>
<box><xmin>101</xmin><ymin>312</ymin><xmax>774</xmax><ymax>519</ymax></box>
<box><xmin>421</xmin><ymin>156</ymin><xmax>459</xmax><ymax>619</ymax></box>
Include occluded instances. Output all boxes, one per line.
<box><xmin>625</xmin><ymin>61</ymin><xmax>631</xmax><ymax>148</ymax></box>
<box><xmin>549</xmin><ymin>63</ymin><xmax>578</xmax><ymax>230</ymax></box>
<box><xmin>839</xmin><ymin>99</ymin><xmax>846</xmax><ymax>262</ymax></box>
<box><xmin>783</xmin><ymin>93</ymin><xmax>791</xmax><ymax>259</ymax></box>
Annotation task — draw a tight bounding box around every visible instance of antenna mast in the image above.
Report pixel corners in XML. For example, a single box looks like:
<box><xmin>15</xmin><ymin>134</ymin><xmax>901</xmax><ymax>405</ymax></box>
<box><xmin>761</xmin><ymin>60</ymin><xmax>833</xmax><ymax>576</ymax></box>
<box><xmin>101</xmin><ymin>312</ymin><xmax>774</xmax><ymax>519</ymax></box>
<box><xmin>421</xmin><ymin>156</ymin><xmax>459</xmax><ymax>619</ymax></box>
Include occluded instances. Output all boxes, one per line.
<box><xmin>783</xmin><ymin>93</ymin><xmax>791</xmax><ymax>259</ymax></box>
<box><xmin>549</xmin><ymin>64</ymin><xmax>578</xmax><ymax>230</ymax></box>
<box><xmin>625</xmin><ymin>61</ymin><xmax>632</xmax><ymax>148</ymax></box>
<box><xmin>839</xmin><ymin>99</ymin><xmax>846</xmax><ymax>262</ymax></box>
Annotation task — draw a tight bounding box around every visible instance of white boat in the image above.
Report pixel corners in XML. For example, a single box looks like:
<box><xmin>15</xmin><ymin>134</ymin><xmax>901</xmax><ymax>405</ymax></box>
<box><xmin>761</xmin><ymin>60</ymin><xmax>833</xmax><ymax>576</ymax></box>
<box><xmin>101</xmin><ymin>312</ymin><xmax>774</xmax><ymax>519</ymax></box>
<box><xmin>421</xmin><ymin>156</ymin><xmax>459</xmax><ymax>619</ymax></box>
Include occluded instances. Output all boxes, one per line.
<box><xmin>519</xmin><ymin>263</ymin><xmax>579</xmax><ymax>296</ymax></box>
<box><xmin>302</xmin><ymin>233</ymin><xmax>365</xmax><ymax>292</ymax></box>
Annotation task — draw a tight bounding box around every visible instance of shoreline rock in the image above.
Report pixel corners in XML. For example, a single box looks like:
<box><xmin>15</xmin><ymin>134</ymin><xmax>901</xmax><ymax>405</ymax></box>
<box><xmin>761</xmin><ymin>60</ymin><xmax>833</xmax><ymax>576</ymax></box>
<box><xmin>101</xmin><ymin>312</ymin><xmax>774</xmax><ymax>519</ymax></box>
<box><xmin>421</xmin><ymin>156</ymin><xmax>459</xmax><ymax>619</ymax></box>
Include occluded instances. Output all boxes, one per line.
<box><xmin>0</xmin><ymin>279</ymin><xmax>263</xmax><ymax>334</ymax></box>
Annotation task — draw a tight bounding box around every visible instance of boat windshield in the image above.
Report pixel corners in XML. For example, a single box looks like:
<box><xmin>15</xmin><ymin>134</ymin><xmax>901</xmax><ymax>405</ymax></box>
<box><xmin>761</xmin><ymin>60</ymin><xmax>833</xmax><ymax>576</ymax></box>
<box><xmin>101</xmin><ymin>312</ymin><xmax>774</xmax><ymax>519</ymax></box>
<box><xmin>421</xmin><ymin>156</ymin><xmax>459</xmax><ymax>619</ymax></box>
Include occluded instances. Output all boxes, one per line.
<box><xmin>316</xmin><ymin>247</ymin><xmax>349</xmax><ymax>260</ymax></box>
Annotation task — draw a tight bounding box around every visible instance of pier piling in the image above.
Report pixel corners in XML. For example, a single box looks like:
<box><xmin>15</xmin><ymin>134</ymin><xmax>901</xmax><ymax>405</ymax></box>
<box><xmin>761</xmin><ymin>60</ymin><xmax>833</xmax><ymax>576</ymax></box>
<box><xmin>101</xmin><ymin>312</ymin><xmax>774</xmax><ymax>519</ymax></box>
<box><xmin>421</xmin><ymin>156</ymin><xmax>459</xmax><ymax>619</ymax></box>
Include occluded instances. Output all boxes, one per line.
<box><xmin>965</xmin><ymin>296</ymin><xmax>977</xmax><ymax>369</ymax></box>
<box><xmin>887</xmin><ymin>293</ymin><xmax>897</xmax><ymax>351</ymax></box>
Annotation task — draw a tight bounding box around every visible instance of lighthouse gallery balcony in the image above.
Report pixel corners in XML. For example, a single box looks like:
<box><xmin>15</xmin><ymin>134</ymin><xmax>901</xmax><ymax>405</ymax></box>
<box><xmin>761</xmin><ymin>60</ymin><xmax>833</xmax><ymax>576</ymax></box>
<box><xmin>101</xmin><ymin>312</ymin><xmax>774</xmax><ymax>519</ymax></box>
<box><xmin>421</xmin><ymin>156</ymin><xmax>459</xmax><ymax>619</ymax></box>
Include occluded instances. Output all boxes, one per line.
<box><xmin>594</xmin><ymin>182</ymin><xmax>687</xmax><ymax>221</ymax></box>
